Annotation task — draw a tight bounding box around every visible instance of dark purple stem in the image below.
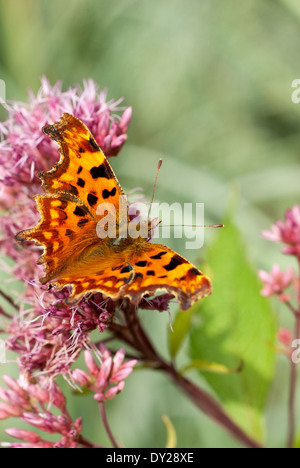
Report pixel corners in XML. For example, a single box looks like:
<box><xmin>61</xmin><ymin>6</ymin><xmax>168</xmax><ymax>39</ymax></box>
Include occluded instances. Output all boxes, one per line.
<box><xmin>0</xmin><ymin>290</ymin><xmax>18</xmax><ymax>310</ymax></box>
<box><xmin>99</xmin><ymin>402</ymin><xmax>119</xmax><ymax>448</ymax></box>
<box><xmin>0</xmin><ymin>305</ymin><xmax>12</xmax><ymax>319</ymax></box>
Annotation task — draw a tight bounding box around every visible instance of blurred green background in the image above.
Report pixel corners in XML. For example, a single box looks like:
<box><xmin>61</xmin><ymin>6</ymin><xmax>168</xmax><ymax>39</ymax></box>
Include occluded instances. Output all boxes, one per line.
<box><xmin>1</xmin><ymin>0</ymin><xmax>300</xmax><ymax>448</ymax></box>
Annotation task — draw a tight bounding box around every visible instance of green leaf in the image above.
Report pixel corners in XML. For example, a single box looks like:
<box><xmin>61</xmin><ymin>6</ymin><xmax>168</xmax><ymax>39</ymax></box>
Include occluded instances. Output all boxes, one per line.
<box><xmin>190</xmin><ymin>219</ymin><xmax>276</xmax><ymax>444</ymax></box>
<box><xmin>168</xmin><ymin>306</ymin><xmax>196</xmax><ymax>358</ymax></box>
<box><xmin>181</xmin><ymin>359</ymin><xmax>243</xmax><ymax>375</ymax></box>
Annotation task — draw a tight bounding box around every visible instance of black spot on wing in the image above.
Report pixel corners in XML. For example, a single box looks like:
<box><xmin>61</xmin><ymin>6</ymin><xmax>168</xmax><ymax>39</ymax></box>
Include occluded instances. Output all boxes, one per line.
<box><xmin>150</xmin><ymin>251</ymin><xmax>167</xmax><ymax>260</ymax></box>
<box><xmin>102</xmin><ymin>187</ymin><xmax>117</xmax><ymax>199</ymax></box>
<box><xmin>73</xmin><ymin>206</ymin><xmax>87</xmax><ymax>217</ymax></box>
<box><xmin>90</xmin><ymin>163</ymin><xmax>111</xmax><ymax>180</ymax></box>
<box><xmin>65</xmin><ymin>229</ymin><xmax>74</xmax><ymax>236</ymax></box>
<box><xmin>147</xmin><ymin>270</ymin><xmax>155</xmax><ymax>276</ymax></box>
<box><xmin>135</xmin><ymin>261</ymin><xmax>147</xmax><ymax>267</ymax></box>
<box><xmin>87</xmin><ymin>193</ymin><xmax>98</xmax><ymax>206</ymax></box>
<box><xmin>135</xmin><ymin>273</ymin><xmax>143</xmax><ymax>280</ymax></box>
<box><xmin>121</xmin><ymin>265</ymin><xmax>134</xmax><ymax>274</ymax></box>
<box><xmin>77</xmin><ymin>218</ymin><xmax>89</xmax><ymax>228</ymax></box>
<box><xmin>164</xmin><ymin>255</ymin><xmax>184</xmax><ymax>272</ymax></box>
<box><xmin>77</xmin><ymin>178</ymin><xmax>85</xmax><ymax>188</ymax></box>
<box><xmin>78</xmin><ymin>148</ymin><xmax>85</xmax><ymax>154</ymax></box>
<box><xmin>77</xmin><ymin>166</ymin><xmax>83</xmax><ymax>174</ymax></box>
<box><xmin>58</xmin><ymin>209</ymin><xmax>67</xmax><ymax>221</ymax></box>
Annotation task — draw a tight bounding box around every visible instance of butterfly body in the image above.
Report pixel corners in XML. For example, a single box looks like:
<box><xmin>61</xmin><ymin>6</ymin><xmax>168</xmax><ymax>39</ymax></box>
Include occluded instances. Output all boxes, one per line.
<box><xmin>16</xmin><ymin>113</ymin><xmax>212</xmax><ymax>310</ymax></box>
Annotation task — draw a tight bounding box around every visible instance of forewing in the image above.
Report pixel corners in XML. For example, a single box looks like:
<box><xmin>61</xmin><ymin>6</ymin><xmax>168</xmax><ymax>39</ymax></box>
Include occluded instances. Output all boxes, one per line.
<box><xmin>40</xmin><ymin>113</ymin><xmax>125</xmax><ymax>218</ymax></box>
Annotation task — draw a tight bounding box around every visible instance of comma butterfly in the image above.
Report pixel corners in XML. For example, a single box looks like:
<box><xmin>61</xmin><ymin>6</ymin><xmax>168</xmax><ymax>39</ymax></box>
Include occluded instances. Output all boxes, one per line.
<box><xmin>16</xmin><ymin>114</ymin><xmax>212</xmax><ymax>310</ymax></box>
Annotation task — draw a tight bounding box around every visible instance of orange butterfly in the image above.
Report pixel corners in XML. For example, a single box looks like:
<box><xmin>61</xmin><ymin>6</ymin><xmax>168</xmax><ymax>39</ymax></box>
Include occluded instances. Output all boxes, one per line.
<box><xmin>16</xmin><ymin>113</ymin><xmax>212</xmax><ymax>310</ymax></box>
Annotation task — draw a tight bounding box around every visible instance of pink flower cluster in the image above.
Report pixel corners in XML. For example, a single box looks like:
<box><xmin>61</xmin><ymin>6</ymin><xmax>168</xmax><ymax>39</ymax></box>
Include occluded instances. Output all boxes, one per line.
<box><xmin>0</xmin><ymin>374</ymin><xmax>83</xmax><ymax>448</ymax></box>
<box><xmin>259</xmin><ymin>206</ymin><xmax>300</xmax><ymax>304</ymax></box>
<box><xmin>0</xmin><ymin>347</ymin><xmax>137</xmax><ymax>447</ymax></box>
<box><xmin>258</xmin><ymin>264</ymin><xmax>294</xmax><ymax>302</ymax></box>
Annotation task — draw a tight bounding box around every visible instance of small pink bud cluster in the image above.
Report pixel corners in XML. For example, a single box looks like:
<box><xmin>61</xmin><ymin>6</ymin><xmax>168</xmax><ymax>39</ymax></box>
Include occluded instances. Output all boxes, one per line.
<box><xmin>262</xmin><ymin>206</ymin><xmax>300</xmax><ymax>259</ymax></box>
<box><xmin>258</xmin><ymin>264</ymin><xmax>294</xmax><ymax>302</ymax></box>
<box><xmin>72</xmin><ymin>345</ymin><xmax>137</xmax><ymax>402</ymax></box>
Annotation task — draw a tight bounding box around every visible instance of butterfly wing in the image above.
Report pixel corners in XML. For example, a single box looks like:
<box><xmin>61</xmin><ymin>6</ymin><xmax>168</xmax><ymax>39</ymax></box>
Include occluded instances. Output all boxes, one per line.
<box><xmin>122</xmin><ymin>243</ymin><xmax>212</xmax><ymax>310</ymax></box>
<box><xmin>15</xmin><ymin>194</ymin><xmax>98</xmax><ymax>284</ymax></box>
<box><xmin>16</xmin><ymin>113</ymin><xmax>129</xmax><ymax>285</ymax></box>
<box><xmin>37</xmin><ymin>241</ymin><xmax>211</xmax><ymax>310</ymax></box>
<box><xmin>46</xmin><ymin>251</ymin><xmax>136</xmax><ymax>306</ymax></box>
<box><xmin>40</xmin><ymin>113</ymin><xmax>125</xmax><ymax>219</ymax></box>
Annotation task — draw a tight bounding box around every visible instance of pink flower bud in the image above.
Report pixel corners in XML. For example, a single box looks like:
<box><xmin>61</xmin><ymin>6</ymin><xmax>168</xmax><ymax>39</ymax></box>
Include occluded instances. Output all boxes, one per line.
<box><xmin>22</xmin><ymin>412</ymin><xmax>52</xmax><ymax>431</ymax></box>
<box><xmin>109</xmin><ymin>122</ymin><xmax>119</xmax><ymax>139</ymax></box>
<box><xmin>99</xmin><ymin>343</ymin><xmax>111</xmax><ymax>360</ymax></box>
<box><xmin>0</xmin><ymin>402</ymin><xmax>23</xmax><ymax>417</ymax></box>
<box><xmin>98</xmin><ymin>356</ymin><xmax>112</xmax><ymax>383</ymax></box>
<box><xmin>74</xmin><ymin>417</ymin><xmax>83</xmax><ymax>432</ymax></box>
<box><xmin>84</xmin><ymin>351</ymin><xmax>99</xmax><ymax>376</ymax></box>
<box><xmin>0</xmin><ymin>409</ymin><xmax>10</xmax><ymax>420</ymax></box>
<box><xmin>112</xmin><ymin>367</ymin><xmax>134</xmax><ymax>383</ymax></box>
<box><xmin>105</xmin><ymin>381</ymin><xmax>125</xmax><ymax>400</ymax></box>
<box><xmin>111</xmin><ymin>134</ymin><xmax>127</xmax><ymax>149</ymax></box>
<box><xmin>5</xmin><ymin>428</ymin><xmax>41</xmax><ymax>443</ymax></box>
<box><xmin>72</xmin><ymin>369</ymin><xmax>91</xmax><ymax>387</ymax></box>
<box><xmin>94</xmin><ymin>392</ymin><xmax>105</xmax><ymax>402</ymax></box>
<box><xmin>96</xmin><ymin>111</ymin><xmax>110</xmax><ymax>140</ymax></box>
<box><xmin>102</xmin><ymin>134</ymin><xmax>112</xmax><ymax>153</ymax></box>
<box><xmin>112</xmin><ymin>348</ymin><xmax>125</xmax><ymax>373</ymax></box>
<box><xmin>2</xmin><ymin>376</ymin><xmax>25</xmax><ymax>397</ymax></box>
<box><xmin>28</xmin><ymin>385</ymin><xmax>49</xmax><ymax>404</ymax></box>
<box><xmin>119</xmin><ymin>107</ymin><xmax>132</xmax><ymax>132</ymax></box>
<box><xmin>51</xmin><ymin>384</ymin><xmax>67</xmax><ymax>411</ymax></box>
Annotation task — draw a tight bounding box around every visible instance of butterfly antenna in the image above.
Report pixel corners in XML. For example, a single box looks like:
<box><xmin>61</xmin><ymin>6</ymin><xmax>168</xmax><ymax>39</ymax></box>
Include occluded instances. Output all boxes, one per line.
<box><xmin>162</xmin><ymin>224</ymin><xmax>224</xmax><ymax>228</ymax></box>
<box><xmin>161</xmin><ymin>224</ymin><xmax>224</xmax><ymax>228</ymax></box>
<box><xmin>148</xmin><ymin>158</ymin><xmax>163</xmax><ymax>220</ymax></box>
